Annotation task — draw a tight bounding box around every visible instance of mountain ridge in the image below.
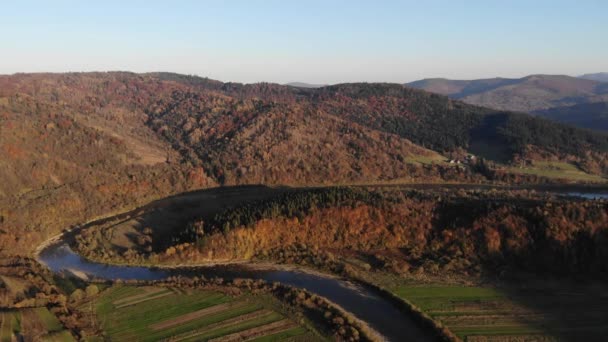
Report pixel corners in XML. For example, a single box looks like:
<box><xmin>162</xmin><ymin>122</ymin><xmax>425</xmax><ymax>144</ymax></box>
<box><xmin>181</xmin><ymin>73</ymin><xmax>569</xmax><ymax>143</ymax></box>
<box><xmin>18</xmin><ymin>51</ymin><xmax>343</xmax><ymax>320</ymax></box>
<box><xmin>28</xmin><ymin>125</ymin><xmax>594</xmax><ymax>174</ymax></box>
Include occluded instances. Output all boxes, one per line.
<box><xmin>1</xmin><ymin>72</ymin><xmax>607</xmax><ymax>256</ymax></box>
<box><xmin>580</xmin><ymin>72</ymin><xmax>608</xmax><ymax>82</ymax></box>
<box><xmin>407</xmin><ymin>74</ymin><xmax>608</xmax><ymax>130</ymax></box>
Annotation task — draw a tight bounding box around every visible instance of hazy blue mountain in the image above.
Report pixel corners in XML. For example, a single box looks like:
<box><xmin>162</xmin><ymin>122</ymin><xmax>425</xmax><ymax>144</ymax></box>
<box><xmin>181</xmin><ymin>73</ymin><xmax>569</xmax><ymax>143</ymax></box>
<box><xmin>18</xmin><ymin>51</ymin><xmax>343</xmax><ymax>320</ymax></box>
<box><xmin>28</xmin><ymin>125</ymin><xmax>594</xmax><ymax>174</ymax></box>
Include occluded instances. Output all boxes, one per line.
<box><xmin>286</xmin><ymin>82</ymin><xmax>327</xmax><ymax>88</ymax></box>
<box><xmin>535</xmin><ymin>102</ymin><xmax>608</xmax><ymax>131</ymax></box>
<box><xmin>580</xmin><ymin>72</ymin><xmax>608</xmax><ymax>82</ymax></box>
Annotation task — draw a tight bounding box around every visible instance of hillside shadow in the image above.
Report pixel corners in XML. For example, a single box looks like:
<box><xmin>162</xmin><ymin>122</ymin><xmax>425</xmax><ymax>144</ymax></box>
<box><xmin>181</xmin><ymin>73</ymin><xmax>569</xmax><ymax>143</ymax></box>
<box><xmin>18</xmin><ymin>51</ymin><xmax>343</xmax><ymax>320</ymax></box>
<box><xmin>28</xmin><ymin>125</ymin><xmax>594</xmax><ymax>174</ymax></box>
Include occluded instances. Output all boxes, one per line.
<box><xmin>430</xmin><ymin>198</ymin><xmax>608</xmax><ymax>341</ymax></box>
<box><xmin>111</xmin><ymin>185</ymin><xmax>293</xmax><ymax>251</ymax></box>
<box><xmin>63</xmin><ymin>185</ymin><xmax>293</xmax><ymax>253</ymax></box>
<box><xmin>468</xmin><ymin>113</ymin><xmax>512</xmax><ymax>163</ymax></box>
<box><xmin>489</xmin><ymin>273</ymin><xmax>608</xmax><ymax>342</ymax></box>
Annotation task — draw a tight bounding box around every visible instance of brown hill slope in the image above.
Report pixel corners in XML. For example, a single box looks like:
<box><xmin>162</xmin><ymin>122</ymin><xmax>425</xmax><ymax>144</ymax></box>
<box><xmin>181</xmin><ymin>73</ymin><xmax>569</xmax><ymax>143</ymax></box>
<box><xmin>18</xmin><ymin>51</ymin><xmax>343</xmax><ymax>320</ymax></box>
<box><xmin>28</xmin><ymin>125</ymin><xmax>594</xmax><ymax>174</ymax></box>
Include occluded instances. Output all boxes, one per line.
<box><xmin>149</xmin><ymin>81</ymin><xmax>608</xmax><ymax>184</ymax></box>
<box><xmin>146</xmin><ymin>89</ymin><xmax>454</xmax><ymax>185</ymax></box>
<box><xmin>1</xmin><ymin>72</ymin><xmax>608</xmax><ymax>256</ymax></box>
<box><xmin>0</xmin><ymin>74</ymin><xmax>216</xmax><ymax>255</ymax></box>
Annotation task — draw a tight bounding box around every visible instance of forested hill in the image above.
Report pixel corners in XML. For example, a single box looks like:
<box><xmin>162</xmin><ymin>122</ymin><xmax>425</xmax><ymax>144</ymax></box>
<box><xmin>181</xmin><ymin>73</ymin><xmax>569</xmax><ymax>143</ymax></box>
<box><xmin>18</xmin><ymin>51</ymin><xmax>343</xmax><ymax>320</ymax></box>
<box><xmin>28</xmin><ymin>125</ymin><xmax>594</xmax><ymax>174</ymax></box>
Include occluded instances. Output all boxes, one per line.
<box><xmin>407</xmin><ymin>75</ymin><xmax>608</xmax><ymax>132</ymax></box>
<box><xmin>312</xmin><ymin>83</ymin><xmax>608</xmax><ymax>162</ymax></box>
<box><xmin>147</xmin><ymin>79</ymin><xmax>608</xmax><ymax>181</ymax></box>
<box><xmin>1</xmin><ymin>72</ymin><xmax>608</xmax><ymax>255</ymax></box>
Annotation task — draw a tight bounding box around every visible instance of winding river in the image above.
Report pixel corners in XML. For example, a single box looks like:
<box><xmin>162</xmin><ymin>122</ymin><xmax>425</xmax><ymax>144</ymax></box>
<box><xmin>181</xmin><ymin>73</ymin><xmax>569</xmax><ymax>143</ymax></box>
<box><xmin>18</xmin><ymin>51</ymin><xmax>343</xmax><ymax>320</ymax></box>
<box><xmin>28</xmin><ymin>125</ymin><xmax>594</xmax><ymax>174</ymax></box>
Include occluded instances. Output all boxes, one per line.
<box><xmin>35</xmin><ymin>185</ymin><xmax>608</xmax><ymax>341</ymax></box>
<box><xmin>38</xmin><ymin>242</ymin><xmax>431</xmax><ymax>341</ymax></box>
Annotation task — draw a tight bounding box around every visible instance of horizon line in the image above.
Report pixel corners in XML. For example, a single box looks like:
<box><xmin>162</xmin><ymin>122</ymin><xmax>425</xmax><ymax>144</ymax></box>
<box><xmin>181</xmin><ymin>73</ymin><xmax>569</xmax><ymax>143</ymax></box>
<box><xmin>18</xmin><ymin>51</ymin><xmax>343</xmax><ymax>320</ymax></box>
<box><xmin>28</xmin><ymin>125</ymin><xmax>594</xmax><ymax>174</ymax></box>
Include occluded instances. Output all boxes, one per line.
<box><xmin>0</xmin><ymin>70</ymin><xmax>606</xmax><ymax>85</ymax></box>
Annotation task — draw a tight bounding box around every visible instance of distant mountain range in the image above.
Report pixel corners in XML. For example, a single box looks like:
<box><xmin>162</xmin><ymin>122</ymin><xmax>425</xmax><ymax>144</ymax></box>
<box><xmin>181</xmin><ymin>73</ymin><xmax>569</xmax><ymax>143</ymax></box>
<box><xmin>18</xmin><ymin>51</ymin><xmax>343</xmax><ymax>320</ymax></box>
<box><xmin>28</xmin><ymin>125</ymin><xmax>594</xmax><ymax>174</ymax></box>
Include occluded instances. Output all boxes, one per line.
<box><xmin>407</xmin><ymin>74</ymin><xmax>608</xmax><ymax>131</ymax></box>
<box><xmin>580</xmin><ymin>72</ymin><xmax>608</xmax><ymax>83</ymax></box>
<box><xmin>285</xmin><ymin>82</ymin><xmax>327</xmax><ymax>88</ymax></box>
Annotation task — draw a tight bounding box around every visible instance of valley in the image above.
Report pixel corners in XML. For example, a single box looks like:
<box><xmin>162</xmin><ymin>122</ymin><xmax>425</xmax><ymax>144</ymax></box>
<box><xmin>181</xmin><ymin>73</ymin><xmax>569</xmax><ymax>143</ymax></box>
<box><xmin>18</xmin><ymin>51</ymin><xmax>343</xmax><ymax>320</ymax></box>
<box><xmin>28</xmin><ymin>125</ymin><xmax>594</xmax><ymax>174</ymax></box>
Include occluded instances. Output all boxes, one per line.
<box><xmin>1</xmin><ymin>72</ymin><xmax>608</xmax><ymax>341</ymax></box>
<box><xmin>35</xmin><ymin>184</ymin><xmax>608</xmax><ymax>341</ymax></box>
<box><xmin>3</xmin><ymin>1</ymin><xmax>608</xmax><ymax>341</ymax></box>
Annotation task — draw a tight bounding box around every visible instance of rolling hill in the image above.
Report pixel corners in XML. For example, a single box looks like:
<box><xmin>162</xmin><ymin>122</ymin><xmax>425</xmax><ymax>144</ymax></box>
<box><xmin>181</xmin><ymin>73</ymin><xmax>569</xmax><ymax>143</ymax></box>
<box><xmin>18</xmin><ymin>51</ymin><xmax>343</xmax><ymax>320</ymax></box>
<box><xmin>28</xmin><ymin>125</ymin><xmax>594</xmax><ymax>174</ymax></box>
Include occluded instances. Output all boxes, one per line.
<box><xmin>407</xmin><ymin>74</ymin><xmax>608</xmax><ymax>112</ymax></box>
<box><xmin>535</xmin><ymin>102</ymin><xmax>608</xmax><ymax>131</ymax></box>
<box><xmin>1</xmin><ymin>72</ymin><xmax>608</xmax><ymax>256</ymax></box>
<box><xmin>408</xmin><ymin>74</ymin><xmax>608</xmax><ymax>132</ymax></box>
<box><xmin>580</xmin><ymin>72</ymin><xmax>608</xmax><ymax>82</ymax></box>
<box><xmin>285</xmin><ymin>82</ymin><xmax>327</xmax><ymax>88</ymax></box>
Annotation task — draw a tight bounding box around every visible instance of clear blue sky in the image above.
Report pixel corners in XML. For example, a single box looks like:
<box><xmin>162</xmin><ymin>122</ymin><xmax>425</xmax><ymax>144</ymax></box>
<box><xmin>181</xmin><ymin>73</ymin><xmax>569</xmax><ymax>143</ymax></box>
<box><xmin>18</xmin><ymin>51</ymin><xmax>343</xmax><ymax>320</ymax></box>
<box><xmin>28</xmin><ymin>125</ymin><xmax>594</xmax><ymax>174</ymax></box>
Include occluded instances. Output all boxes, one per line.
<box><xmin>2</xmin><ymin>0</ymin><xmax>607</xmax><ymax>83</ymax></box>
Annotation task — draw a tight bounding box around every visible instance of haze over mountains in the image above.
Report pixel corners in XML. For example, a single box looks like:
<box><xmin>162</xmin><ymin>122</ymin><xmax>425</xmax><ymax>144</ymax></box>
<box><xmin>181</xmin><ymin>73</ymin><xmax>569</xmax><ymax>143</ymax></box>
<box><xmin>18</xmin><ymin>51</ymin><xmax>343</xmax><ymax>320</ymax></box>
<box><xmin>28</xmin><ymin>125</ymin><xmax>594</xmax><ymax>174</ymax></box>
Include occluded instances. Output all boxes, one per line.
<box><xmin>580</xmin><ymin>72</ymin><xmax>608</xmax><ymax>82</ymax></box>
<box><xmin>285</xmin><ymin>82</ymin><xmax>327</xmax><ymax>88</ymax></box>
<box><xmin>408</xmin><ymin>73</ymin><xmax>608</xmax><ymax>131</ymax></box>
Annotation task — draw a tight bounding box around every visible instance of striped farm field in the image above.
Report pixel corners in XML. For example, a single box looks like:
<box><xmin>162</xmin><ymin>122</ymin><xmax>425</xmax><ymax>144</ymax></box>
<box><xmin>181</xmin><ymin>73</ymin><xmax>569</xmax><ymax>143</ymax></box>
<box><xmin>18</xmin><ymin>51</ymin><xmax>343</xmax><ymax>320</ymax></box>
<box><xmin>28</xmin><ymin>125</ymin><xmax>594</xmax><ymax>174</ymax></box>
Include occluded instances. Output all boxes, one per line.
<box><xmin>95</xmin><ymin>285</ymin><xmax>319</xmax><ymax>342</ymax></box>
<box><xmin>394</xmin><ymin>284</ymin><xmax>608</xmax><ymax>341</ymax></box>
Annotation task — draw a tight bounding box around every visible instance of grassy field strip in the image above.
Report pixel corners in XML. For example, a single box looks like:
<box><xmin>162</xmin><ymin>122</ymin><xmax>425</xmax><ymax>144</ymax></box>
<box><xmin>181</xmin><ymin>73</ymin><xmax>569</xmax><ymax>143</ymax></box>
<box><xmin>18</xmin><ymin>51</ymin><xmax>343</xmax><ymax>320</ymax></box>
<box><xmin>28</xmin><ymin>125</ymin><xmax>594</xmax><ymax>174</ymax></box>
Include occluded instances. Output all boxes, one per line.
<box><xmin>395</xmin><ymin>284</ymin><xmax>608</xmax><ymax>340</ymax></box>
<box><xmin>508</xmin><ymin>161</ymin><xmax>605</xmax><ymax>182</ymax></box>
<box><xmin>247</xmin><ymin>326</ymin><xmax>309</xmax><ymax>342</ymax></box>
<box><xmin>150</xmin><ymin>302</ymin><xmax>254</xmax><ymax>330</ymax></box>
<box><xmin>429</xmin><ymin>310</ymin><xmax>530</xmax><ymax>317</ymax></box>
<box><xmin>452</xmin><ymin>326</ymin><xmax>546</xmax><ymax>341</ymax></box>
<box><xmin>108</xmin><ymin>292</ymin><xmax>228</xmax><ymax>330</ymax></box>
<box><xmin>40</xmin><ymin>330</ymin><xmax>76</xmax><ymax>342</ymax></box>
<box><xmin>34</xmin><ymin>307</ymin><xmax>65</xmax><ymax>332</ymax></box>
<box><xmin>170</xmin><ymin>287</ymin><xmax>190</xmax><ymax>295</ymax></box>
<box><xmin>96</xmin><ymin>286</ymin><xmax>314</xmax><ymax>342</ymax></box>
<box><xmin>111</xmin><ymin>303</ymin><xmax>261</xmax><ymax>341</ymax></box>
<box><xmin>178</xmin><ymin>312</ymin><xmax>284</xmax><ymax>342</ymax></box>
<box><xmin>438</xmin><ymin>313</ymin><xmax>547</xmax><ymax>326</ymax></box>
<box><xmin>0</xmin><ymin>311</ymin><xmax>20</xmax><ymax>342</ymax></box>
<box><xmin>114</xmin><ymin>289</ymin><xmax>174</xmax><ymax>308</ymax></box>
<box><xmin>394</xmin><ymin>285</ymin><xmax>540</xmax><ymax>340</ymax></box>
<box><xmin>142</xmin><ymin>303</ymin><xmax>264</xmax><ymax>341</ymax></box>
<box><xmin>404</xmin><ymin>155</ymin><xmax>448</xmax><ymax>166</ymax></box>
<box><xmin>100</xmin><ymin>289</ymin><xmax>242</xmax><ymax>340</ymax></box>
<box><xmin>0</xmin><ymin>312</ymin><xmax>9</xmax><ymax>342</ymax></box>
<box><xmin>102</xmin><ymin>285</ymin><xmax>142</xmax><ymax>303</ymax></box>
<box><xmin>209</xmin><ymin>319</ymin><xmax>296</xmax><ymax>342</ymax></box>
<box><xmin>170</xmin><ymin>309</ymin><xmax>274</xmax><ymax>340</ymax></box>
<box><xmin>112</xmin><ymin>286</ymin><xmax>169</xmax><ymax>305</ymax></box>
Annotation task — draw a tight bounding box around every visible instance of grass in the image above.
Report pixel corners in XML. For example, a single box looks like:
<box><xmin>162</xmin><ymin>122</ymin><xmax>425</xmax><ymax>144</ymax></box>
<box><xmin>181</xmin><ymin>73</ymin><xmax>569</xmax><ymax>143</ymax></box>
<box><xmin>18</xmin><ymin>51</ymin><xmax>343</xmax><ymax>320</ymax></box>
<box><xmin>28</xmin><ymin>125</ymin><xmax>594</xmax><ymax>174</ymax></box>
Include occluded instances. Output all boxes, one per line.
<box><xmin>508</xmin><ymin>161</ymin><xmax>606</xmax><ymax>182</ymax></box>
<box><xmin>0</xmin><ymin>312</ymin><xmax>15</xmax><ymax>342</ymax></box>
<box><xmin>1</xmin><ymin>311</ymin><xmax>20</xmax><ymax>342</ymax></box>
<box><xmin>393</xmin><ymin>283</ymin><xmax>608</xmax><ymax>341</ymax></box>
<box><xmin>178</xmin><ymin>312</ymin><xmax>284</xmax><ymax>342</ymax></box>
<box><xmin>41</xmin><ymin>330</ymin><xmax>76</xmax><ymax>342</ymax></box>
<box><xmin>393</xmin><ymin>285</ymin><xmax>543</xmax><ymax>339</ymax></box>
<box><xmin>94</xmin><ymin>285</ymin><xmax>314</xmax><ymax>342</ymax></box>
<box><xmin>404</xmin><ymin>154</ymin><xmax>448</xmax><ymax>166</ymax></box>
<box><xmin>35</xmin><ymin>307</ymin><xmax>65</xmax><ymax>333</ymax></box>
<box><xmin>249</xmin><ymin>326</ymin><xmax>310</xmax><ymax>342</ymax></box>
